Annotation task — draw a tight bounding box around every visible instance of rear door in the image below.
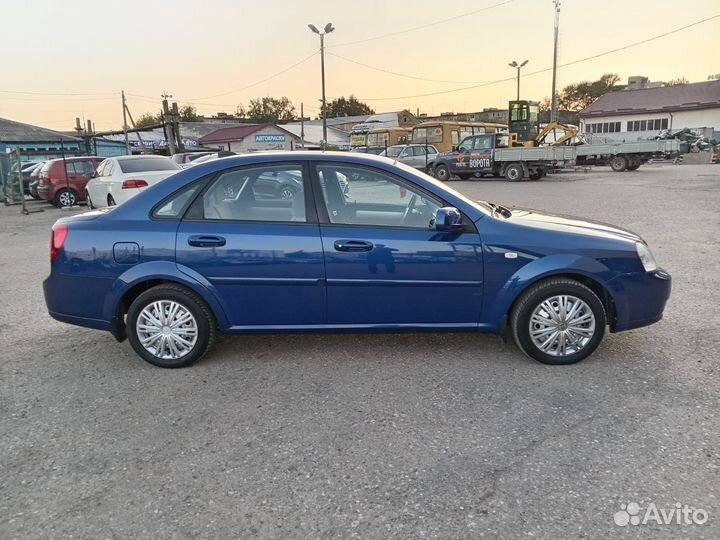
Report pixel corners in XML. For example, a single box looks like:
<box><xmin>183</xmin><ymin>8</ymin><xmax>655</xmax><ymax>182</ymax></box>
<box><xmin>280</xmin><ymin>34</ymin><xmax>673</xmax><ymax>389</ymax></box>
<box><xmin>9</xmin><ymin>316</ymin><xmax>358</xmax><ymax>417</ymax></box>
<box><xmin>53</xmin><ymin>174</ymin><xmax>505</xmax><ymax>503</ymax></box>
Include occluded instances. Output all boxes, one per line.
<box><xmin>64</xmin><ymin>161</ymin><xmax>87</xmax><ymax>195</ymax></box>
<box><xmin>176</xmin><ymin>162</ymin><xmax>326</xmax><ymax>328</ymax></box>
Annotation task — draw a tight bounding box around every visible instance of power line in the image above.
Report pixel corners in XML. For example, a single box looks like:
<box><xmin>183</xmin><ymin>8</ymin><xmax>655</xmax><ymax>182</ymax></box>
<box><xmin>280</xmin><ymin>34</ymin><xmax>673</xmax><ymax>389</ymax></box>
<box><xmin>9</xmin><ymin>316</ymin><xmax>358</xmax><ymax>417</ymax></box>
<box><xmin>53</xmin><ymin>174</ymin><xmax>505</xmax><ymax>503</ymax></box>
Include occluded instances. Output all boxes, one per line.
<box><xmin>329</xmin><ymin>0</ymin><xmax>518</xmax><ymax>48</ymax></box>
<box><xmin>358</xmin><ymin>13</ymin><xmax>720</xmax><ymax>101</ymax></box>
<box><xmin>186</xmin><ymin>50</ymin><xmax>318</xmax><ymax>101</ymax></box>
<box><xmin>328</xmin><ymin>51</ymin><xmax>487</xmax><ymax>84</ymax></box>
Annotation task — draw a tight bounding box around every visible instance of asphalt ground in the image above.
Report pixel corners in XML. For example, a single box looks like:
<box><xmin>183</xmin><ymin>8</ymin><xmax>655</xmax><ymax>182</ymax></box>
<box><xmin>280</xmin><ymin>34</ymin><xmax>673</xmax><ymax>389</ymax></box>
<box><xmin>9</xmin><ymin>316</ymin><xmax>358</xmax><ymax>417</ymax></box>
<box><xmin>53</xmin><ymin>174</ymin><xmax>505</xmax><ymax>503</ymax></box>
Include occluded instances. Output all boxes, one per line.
<box><xmin>1</xmin><ymin>163</ymin><xmax>718</xmax><ymax>539</ymax></box>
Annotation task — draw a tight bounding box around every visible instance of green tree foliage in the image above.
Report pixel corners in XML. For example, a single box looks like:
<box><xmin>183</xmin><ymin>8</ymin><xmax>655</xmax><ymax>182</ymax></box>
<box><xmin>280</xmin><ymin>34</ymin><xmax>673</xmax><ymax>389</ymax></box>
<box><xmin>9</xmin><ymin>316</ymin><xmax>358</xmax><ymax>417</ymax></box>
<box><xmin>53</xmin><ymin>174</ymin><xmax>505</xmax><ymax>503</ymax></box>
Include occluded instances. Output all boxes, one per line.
<box><xmin>246</xmin><ymin>97</ymin><xmax>296</xmax><ymax>123</ymax></box>
<box><xmin>322</xmin><ymin>95</ymin><xmax>375</xmax><ymax>118</ymax></box>
<box><xmin>556</xmin><ymin>73</ymin><xmax>623</xmax><ymax>112</ymax></box>
<box><xmin>666</xmin><ymin>77</ymin><xmax>689</xmax><ymax>86</ymax></box>
<box><xmin>135</xmin><ymin>112</ymin><xmax>162</xmax><ymax>128</ymax></box>
<box><xmin>179</xmin><ymin>104</ymin><xmax>202</xmax><ymax>122</ymax></box>
<box><xmin>234</xmin><ymin>104</ymin><xmax>247</xmax><ymax>119</ymax></box>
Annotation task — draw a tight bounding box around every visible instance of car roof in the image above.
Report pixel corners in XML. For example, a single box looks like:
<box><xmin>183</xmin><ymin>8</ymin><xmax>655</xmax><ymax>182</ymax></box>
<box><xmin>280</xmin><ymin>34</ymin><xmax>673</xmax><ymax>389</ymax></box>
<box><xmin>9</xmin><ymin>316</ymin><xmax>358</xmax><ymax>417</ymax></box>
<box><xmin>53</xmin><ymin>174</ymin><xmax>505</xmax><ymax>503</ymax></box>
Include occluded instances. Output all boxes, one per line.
<box><xmin>115</xmin><ymin>155</ymin><xmax>171</xmax><ymax>161</ymax></box>
<box><xmin>47</xmin><ymin>156</ymin><xmax>101</xmax><ymax>164</ymax></box>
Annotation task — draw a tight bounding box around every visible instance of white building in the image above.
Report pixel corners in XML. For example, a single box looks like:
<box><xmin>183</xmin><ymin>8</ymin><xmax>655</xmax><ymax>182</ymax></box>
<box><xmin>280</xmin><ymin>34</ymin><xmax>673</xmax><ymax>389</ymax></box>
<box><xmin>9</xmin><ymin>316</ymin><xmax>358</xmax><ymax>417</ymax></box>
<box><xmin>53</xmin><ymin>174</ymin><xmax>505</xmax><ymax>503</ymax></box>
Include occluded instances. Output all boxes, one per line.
<box><xmin>198</xmin><ymin>124</ymin><xmax>301</xmax><ymax>152</ymax></box>
<box><xmin>578</xmin><ymin>79</ymin><xmax>720</xmax><ymax>142</ymax></box>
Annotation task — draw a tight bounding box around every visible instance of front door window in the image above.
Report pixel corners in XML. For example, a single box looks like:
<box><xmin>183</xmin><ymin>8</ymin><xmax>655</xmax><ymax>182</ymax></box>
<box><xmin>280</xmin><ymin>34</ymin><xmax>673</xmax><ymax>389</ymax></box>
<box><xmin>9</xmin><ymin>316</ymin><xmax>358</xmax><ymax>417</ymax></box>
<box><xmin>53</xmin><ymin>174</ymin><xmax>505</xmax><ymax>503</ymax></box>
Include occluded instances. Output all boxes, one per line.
<box><xmin>316</xmin><ymin>164</ymin><xmax>441</xmax><ymax>229</ymax></box>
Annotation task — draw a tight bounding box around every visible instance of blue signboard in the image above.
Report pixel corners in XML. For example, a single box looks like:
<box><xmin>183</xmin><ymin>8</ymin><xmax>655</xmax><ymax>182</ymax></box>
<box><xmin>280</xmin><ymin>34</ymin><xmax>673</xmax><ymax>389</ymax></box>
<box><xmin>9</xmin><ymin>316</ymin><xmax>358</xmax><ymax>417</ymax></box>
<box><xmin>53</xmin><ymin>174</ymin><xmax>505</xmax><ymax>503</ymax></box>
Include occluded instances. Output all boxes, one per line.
<box><xmin>255</xmin><ymin>134</ymin><xmax>286</xmax><ymax>143</ymax></box>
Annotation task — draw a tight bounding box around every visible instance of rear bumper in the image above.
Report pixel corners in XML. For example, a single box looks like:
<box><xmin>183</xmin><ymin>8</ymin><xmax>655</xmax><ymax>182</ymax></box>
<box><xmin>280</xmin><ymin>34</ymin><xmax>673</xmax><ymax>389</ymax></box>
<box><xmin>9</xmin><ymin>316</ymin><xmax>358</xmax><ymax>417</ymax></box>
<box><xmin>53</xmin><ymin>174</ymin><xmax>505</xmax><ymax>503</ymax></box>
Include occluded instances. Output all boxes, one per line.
<box><xmin>36</xmin><ymin>184</ymin><xmax>56</xmax><ymax>201</ymax></box>
<box><xmin>43</xmin><ymin>273</ymin><xmax>112</xmax><ymax>331</ymax></box>
<box><xmin>609</xmin><ymin>269</ymin><xmax>671</xmax><ymax>332</ymax></box>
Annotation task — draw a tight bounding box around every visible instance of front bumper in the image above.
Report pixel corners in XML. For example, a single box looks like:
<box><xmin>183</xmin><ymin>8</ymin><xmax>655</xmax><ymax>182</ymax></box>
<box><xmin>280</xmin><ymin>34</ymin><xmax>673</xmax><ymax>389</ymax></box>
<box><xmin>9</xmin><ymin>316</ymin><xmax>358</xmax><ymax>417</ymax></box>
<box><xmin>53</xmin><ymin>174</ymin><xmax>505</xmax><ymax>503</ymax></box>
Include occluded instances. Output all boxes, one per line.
<box><xmin>608</xmin><ymin>269</ymin><xmax>672</xmax><ymax>332</ymax></box>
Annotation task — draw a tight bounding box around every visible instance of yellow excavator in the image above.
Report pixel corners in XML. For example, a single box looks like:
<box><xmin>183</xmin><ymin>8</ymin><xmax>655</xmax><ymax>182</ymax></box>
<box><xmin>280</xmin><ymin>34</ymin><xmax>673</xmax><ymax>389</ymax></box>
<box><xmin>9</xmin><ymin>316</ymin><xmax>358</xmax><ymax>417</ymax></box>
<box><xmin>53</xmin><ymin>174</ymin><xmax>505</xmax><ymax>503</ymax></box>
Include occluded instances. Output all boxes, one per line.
<box><xmin>507</xmin><ymin>100</ymin><xmax>579</xmax><ymax>147</ymax></box>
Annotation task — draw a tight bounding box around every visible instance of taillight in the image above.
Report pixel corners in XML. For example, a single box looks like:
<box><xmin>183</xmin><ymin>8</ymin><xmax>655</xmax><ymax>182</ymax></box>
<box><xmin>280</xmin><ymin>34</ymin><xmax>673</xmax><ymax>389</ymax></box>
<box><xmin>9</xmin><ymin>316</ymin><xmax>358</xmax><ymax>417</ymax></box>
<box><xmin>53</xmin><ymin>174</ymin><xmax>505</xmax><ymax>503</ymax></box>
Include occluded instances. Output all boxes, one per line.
<box><xmin>50</xmin><ymin>223</ymin><xmax>69</xmax><ymax>263</ymax></box>
<box><xmin>121</xmin><ymin>179</ymin><xmax>148</xmax><ymax>189</ymax></box>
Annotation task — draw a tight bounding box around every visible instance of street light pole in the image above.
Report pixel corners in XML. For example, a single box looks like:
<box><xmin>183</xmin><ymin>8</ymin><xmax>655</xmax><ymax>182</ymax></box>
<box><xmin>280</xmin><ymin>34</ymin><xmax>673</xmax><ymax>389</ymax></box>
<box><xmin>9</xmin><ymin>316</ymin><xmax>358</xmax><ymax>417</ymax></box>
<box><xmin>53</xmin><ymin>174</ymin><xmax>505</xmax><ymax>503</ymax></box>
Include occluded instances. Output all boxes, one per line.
<box><xmin>508</xmin><ymin>60</ymin><xmax>529</xmax><ymax>101</ymax></box>
<box><xmin>550</xmin><ymin>0</ymin><xmax>561</xmax><ymax>122</ymax></box>
<box><xmin>308</xmin><ymin>22</ymin><xmax>335</xmax><ymax>150</ymax></box>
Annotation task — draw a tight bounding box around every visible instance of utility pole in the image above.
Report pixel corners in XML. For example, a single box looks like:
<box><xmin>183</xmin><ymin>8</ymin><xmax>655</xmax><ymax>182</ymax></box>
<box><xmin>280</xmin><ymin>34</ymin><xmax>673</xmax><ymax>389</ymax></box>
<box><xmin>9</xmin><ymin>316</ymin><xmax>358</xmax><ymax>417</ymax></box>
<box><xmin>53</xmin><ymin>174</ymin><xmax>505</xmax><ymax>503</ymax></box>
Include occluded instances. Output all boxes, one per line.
<box><xmin>308</xmin><ymin>23</ymin><xmax>335</xmax><ymax>150</ymax></box>
<box><xmin>550</xmin><ymin>0</ymin><xmax>561</xmax><ymax>123</ymax></box>
<box><xmin>300</xmin><ymin>102</ymin><xmax>305</xmax><ymax>149</ymax></box>
<box><xmin>121</xmin><ymin>90</ymin><xmax>130</xmax><ymax>154</ymax></box>
<box><xmin>161</xmin><ymin>92</ymin><xmax>178</xmax><ymax>155</ymax></box>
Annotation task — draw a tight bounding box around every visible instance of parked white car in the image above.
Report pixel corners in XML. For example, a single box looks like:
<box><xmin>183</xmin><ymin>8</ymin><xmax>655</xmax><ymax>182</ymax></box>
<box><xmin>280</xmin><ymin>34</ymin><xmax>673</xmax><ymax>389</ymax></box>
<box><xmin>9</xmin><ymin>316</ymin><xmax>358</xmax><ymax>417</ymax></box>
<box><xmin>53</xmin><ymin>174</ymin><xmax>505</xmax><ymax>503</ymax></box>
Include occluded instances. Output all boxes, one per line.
<box><xmin>86</xmin><ymin>155</ymin><xmax>181</xmax><ymax>208</ymax></box>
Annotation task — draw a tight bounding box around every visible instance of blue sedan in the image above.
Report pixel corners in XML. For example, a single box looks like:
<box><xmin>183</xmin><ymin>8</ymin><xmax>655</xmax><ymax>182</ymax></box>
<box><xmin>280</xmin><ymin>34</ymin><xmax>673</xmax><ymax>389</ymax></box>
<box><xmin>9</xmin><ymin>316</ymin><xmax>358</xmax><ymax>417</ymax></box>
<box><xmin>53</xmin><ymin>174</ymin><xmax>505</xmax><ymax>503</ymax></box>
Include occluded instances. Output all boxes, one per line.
<box><xmin>43</xmin><ymin>152</ymin><xmax>671</xmax><ymax>368</ymax></box>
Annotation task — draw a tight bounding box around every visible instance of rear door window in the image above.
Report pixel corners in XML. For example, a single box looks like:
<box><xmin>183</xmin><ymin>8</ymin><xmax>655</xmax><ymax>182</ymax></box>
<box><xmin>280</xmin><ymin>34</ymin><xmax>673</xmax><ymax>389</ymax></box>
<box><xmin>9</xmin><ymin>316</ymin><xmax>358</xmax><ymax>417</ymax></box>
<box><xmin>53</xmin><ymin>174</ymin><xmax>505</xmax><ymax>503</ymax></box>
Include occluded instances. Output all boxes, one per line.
<box><xmin>199</xmin><ymin>165</ymin><xmax>307</xmax><ymax>223</ymax></box>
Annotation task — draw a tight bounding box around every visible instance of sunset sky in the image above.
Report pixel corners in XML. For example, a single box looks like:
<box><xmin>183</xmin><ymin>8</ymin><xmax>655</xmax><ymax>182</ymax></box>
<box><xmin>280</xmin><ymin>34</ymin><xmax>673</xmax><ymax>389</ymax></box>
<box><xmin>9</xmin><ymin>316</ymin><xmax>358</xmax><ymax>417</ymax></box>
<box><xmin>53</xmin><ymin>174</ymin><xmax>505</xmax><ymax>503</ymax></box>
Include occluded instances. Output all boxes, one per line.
<box><xmin>1</xmin><ymin>0</ymin><xmax>718</xmax><ymax>131</ymax></box>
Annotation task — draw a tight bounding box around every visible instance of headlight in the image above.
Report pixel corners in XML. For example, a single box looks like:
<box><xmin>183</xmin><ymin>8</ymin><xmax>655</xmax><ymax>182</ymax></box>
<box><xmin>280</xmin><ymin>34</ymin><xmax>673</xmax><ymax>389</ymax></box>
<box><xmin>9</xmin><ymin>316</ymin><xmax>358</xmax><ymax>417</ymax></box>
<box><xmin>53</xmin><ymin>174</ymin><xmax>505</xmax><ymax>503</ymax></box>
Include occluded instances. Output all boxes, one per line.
<box><xmin>635</xmin><ymin>242</ymin><xmax>658</xmax><ymax>273</ymax></box>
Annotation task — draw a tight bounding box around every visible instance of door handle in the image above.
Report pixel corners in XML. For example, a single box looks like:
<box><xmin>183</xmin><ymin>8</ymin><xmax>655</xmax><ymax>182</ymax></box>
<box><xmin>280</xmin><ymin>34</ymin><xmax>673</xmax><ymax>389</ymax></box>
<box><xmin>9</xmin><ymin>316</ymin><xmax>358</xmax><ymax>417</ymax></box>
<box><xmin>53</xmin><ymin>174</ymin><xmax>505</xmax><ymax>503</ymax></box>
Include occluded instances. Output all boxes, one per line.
<box><xmin>188</xmin><ymin>235</ymin><xmax>226</xmax><ymax>247</ymax></box>
<box><xmin>334</xmin><ymin>240</ymin><xmax>374</xmax><ymax>252</ymax></box>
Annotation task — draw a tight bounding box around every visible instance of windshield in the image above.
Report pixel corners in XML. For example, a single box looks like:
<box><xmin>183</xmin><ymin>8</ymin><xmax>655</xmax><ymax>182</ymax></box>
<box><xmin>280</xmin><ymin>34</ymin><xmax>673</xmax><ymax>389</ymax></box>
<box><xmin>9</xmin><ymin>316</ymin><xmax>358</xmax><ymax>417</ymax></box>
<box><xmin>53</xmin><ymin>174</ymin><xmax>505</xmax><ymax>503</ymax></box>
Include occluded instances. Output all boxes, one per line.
<box><xmin>386</xmin><ymin>146</ymin><xmax>403</xmax><ymax>157</ymax></box>
<box><xmin>118</xmin><ymin>157</ymin><xmax>181</xmax><ymax>173</ymax></box>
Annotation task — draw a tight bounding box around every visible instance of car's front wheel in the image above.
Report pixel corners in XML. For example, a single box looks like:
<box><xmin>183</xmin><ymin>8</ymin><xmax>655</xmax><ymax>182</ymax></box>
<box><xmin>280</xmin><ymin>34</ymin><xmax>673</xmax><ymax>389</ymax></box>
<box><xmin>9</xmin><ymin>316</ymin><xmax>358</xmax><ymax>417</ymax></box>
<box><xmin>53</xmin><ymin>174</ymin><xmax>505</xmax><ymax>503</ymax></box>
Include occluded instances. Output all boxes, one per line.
<box><xmin>510</xmin><ymin>278</ymin><xmax>606</xmax><ymax>365</ymax></box>
<box><xmin>434</xmin><ymin>163</ymin><xmax>450</xmax><ymax>181</ymax></box>
<box><xmin>126</xmin><ymin>285</ymin><xmax>218</xmax><ymax>368</ymax></box>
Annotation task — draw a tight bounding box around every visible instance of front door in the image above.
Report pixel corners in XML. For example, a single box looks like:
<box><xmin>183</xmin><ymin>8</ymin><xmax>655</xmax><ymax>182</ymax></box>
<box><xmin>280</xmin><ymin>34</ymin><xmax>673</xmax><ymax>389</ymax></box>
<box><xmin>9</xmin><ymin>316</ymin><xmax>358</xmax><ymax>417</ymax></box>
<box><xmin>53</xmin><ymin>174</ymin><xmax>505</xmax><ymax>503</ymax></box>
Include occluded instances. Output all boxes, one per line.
<box><xmin>176</xmin><ymin>163</ymin><xmax>326</xmax><ymax>328</ymax></box>
<box><xmin>313</xmin><ymin>162</ymin><xmax>484</xmax><ymax>326</ymax></box>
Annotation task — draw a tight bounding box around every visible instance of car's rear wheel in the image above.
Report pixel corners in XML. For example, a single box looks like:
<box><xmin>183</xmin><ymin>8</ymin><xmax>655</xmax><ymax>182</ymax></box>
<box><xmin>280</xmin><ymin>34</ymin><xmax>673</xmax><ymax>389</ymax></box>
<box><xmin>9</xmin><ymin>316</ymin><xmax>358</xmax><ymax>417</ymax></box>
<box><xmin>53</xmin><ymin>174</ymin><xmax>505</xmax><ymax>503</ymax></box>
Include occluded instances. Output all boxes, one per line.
<box><xmin>108</xmin><ymin>195</ymin><xmax>116</xmax><ymax>206</ymax></box>
<box><xmin>434</xmin><ymin>163</ymin><xmax>450</xmax><ymax>181</ymax></box>
<box><xmin>126</xmin><ymin>285</ymin><xmax>218</xmax><ymax>368</ymax></box>
<box><xmin>54</xmin><ymin>188</ymin><xmax>77</xmax><ymax>208</ymax></box>
<box><xmin>510</xmin><ymin>278</ymin><xmax>606</xmax><ymax>365</ymax></box>
<box><xmin>86</xmin><ymin>191</ymin><xmax>94</xmax><ymax>210</ymax></box>
<box><xmin>610</xmin><ymin>155</ymin><xmax>628</xmax><ymax>172</ymax></box>
<box><xmin>505</xmin><ymin>163</ymin><xmax>524</xmax><ymax>182</ymax></box>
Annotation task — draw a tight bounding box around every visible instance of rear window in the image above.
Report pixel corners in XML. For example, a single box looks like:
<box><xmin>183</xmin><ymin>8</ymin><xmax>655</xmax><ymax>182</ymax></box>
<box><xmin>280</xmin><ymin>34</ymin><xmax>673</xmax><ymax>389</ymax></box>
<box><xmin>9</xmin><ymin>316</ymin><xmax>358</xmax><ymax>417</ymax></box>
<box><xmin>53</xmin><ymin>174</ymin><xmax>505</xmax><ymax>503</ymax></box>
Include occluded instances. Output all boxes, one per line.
<box><xmin>118</xmin><ymin>157</ymin><xmax>181</xmax><ymax>174</ymax></box>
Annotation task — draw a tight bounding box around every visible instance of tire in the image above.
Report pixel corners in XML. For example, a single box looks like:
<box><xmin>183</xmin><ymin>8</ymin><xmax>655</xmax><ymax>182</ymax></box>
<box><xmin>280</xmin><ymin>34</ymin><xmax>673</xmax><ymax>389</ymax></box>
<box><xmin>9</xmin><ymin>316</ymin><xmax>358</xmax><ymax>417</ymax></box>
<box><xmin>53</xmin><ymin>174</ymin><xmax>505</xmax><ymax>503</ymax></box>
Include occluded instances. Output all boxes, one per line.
<box><xmin>30</xmin><ymin>186</ymin><xmax>40</xmax><ymax>200</ymax></box>
<box><xmin>434</xmin><ymin>163</ymin><xmax>450</xmax><ymax>182</ymax></box>
<box><xmin>457</xmin><ymin>173</ymin><xmax>471</xmax><ymax>180</ymax></box>
<box><xmin>626</xmin><ymin>163</ymin><xmax>640</xmax><ymax>171</ymax></box>
<box><xmin>86</xmin><ymin>191</ymin><xmax>94</xmax><ymax>210</ymax></box>
<box><xmin>510</xmin><ymin>278</ymin><xmax>606</xmax><ymax>365</ymax></box>
<box><xmin>108</xmin><ymin>195</ymin><xmax>117</xmax><ymax>206</ymax></box>
<box><xmin>529</xmin><ymin>171</ymin><xmax>543</xmax><ymax>180</ymax></box>
<box><xmin>54</xmin><ymin>188</ymin><xmax>78</xmax><ymax>208</ymax></box>
<box><xmin>610</xmin><ymin>155</ymin><xmax>627</xmax><ymax>172</ymax></box>
<box><xmin>279</xmin><ymin>185</ymin><xmax>297</xmax><ymax>200</ymax></box>
<box><xmin>505</xmin><ymin>163</ymin><xmax>524</xmax><ymax>182</ymax></box>
<box><xmin>126</xmin><ymin>285</ymin><xmax>218</xmax><ymax>368</ymax></box>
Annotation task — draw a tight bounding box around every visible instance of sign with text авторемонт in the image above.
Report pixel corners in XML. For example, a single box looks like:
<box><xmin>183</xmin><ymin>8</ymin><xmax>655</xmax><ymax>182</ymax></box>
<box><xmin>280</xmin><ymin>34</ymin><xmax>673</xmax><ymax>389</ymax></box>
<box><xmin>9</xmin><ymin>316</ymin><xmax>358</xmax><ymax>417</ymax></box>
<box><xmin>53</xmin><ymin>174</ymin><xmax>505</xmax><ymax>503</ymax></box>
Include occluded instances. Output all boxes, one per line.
<box><xmin>255</xmin><ymin>134</ymin><xmax>286</xmax><ymax>143</ymax></box>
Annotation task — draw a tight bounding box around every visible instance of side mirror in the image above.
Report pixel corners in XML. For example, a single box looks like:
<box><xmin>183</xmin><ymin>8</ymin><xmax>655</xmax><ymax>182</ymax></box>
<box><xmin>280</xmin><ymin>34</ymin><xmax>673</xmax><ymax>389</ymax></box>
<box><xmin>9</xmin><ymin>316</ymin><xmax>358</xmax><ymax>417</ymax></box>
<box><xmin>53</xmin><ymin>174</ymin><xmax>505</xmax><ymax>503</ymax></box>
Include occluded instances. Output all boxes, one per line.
<box><xmin>451</xmin><ymin>145</ymin><xmax>458</xmax><ymax>152</ymax></box>
<box><xmin>434</xmin><ymin>207</ymin><xmax>464</xmax><ymax>231</ymax></box>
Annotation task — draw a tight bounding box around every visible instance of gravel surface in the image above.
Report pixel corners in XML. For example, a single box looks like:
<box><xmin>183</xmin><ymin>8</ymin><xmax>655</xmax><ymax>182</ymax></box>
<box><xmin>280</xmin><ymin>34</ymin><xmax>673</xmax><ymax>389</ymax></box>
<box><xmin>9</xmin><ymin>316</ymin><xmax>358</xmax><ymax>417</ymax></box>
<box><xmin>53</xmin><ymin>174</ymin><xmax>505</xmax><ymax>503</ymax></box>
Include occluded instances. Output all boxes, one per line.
<box><xmin>1</xmin><ymin>164</ymin><xmax>718</xmax><ymax>539</ymax></box>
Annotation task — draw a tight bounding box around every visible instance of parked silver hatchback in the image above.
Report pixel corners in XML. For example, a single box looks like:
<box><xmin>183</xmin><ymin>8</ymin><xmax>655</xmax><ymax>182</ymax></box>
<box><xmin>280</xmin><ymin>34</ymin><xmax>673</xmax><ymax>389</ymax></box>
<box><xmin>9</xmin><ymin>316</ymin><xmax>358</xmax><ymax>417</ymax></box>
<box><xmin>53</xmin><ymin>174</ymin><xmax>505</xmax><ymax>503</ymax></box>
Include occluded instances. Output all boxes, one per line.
<box><xmin>381</xmin><ymin>144</ymin><xmax>438</xmax><ymax>172</ymax></box>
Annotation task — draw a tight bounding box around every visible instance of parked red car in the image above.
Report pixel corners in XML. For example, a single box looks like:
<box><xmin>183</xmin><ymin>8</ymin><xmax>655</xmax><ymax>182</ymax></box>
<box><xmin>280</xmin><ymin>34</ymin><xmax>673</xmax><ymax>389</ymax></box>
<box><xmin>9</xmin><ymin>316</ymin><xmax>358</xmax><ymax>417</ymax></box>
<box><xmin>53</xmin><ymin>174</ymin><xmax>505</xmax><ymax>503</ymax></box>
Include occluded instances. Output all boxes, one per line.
<box><xmin>36</xmin><ymin>157</ymin><xmax>105</xmax><ymax>207</ymax></box>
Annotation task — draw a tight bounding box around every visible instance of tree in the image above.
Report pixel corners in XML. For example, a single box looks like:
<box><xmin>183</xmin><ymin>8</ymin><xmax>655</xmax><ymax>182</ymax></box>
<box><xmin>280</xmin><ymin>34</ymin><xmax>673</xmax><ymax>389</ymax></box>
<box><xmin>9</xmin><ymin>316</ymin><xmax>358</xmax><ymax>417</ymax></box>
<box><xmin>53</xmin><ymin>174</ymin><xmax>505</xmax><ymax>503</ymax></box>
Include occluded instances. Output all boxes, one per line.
<box><xmin>322</xmin><ymin>95</ymin><xmax>375</xmax><ymax>118</ymax></box>
<box><xmin>666</xmin><ymin>77</ymin><xmax>689</xmax><ymax>86</ymax></box>
<box><xmin>246</xmin><ymin>97</ymin><xmax>296</xmax><ymax>123</ymax></box>
<box><xmin>136</xmin><ymin>112</ymin><xmax>162</xmax><ymax>128</ymax></box>
<box><xmin>556</xmin><ymin>73</ymin><xmax>623</xmax><ymax>112</ymax></box>
<box><xmin>179</xmin><ymin>104</ymin><xmax>201</xmax><ymax>122</ymax></box>
<box><xmin>234</xmin><ymin>104</ymin><xmax>247</xmax><ymax>119</ymax></box>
